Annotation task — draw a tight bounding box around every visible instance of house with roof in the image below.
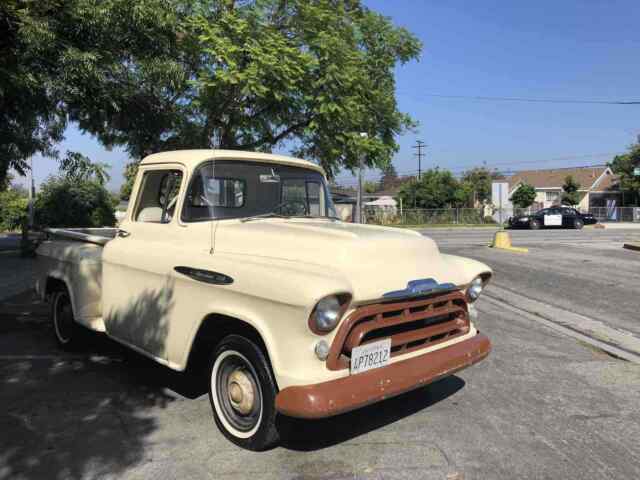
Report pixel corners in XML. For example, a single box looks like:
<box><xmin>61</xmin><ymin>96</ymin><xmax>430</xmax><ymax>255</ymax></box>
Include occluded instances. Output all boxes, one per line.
<box><xmin>505</xmin><ymin>165</ymin><xmax>621</xmax><ymax>211</ymax></box>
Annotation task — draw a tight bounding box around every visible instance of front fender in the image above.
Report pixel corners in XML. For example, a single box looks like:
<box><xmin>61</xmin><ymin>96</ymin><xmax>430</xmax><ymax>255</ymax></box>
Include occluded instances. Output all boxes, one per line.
<box><xmin>172</xmin><ymin>253</ymin><xmax>354</xmax><ymax>389</ymax></box>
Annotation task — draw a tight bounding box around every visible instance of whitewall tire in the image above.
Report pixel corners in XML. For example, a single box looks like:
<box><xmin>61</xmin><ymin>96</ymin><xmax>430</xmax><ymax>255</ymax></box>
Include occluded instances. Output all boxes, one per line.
<box><xmin>208</xmin><ymin>335</ymin><xmax>279</xmax><ymax>450</ymax></box>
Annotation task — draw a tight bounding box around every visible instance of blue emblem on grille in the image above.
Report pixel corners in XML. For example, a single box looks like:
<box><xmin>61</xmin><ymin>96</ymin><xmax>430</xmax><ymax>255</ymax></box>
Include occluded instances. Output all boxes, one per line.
<box><xmin>383</xmin><ymin>278</ymin><xmax>457</xmax><ymax>300</ymax></box>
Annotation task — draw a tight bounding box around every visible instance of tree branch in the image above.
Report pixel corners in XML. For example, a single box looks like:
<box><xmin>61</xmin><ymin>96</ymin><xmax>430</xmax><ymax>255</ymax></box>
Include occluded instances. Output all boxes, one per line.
<box><xmin>239</xmin><ymin>117</ymin><xmax>313</xmax><ymax>150</ymax></box>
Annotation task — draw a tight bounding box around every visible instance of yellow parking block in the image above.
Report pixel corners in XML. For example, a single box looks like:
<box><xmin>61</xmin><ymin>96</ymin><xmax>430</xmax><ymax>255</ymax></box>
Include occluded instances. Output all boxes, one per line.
<box><xmin>489</xmin><ymin>230</ymin><xmax>528</xmax><ymax>253</ymax></box>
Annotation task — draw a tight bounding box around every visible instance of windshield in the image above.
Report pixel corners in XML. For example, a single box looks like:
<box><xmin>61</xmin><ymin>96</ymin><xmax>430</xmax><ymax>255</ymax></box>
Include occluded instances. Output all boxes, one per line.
<box><xmin>181</xmin><ymin>160</ymin><xmax>338</xmax><ymax>222</ymax></box>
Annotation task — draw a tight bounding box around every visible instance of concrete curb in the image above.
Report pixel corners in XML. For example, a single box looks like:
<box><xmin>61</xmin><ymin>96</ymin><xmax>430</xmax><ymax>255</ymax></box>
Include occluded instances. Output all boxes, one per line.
<box><xmin>484</xmin><ymin>285</ymin><xmax>640</xmax><ymax>364</ymax></box>
<box><xmin>623</xmin><ymin>242</ymin><xmax>640</xmax><ymax>252</ymax></box>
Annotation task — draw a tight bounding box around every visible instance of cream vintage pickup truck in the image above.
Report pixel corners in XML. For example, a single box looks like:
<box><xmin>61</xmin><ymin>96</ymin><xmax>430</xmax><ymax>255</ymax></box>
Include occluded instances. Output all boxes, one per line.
<box><xmin>36</xmin><ymin>150</ymin><xmax>492</xmax><ymax>450</ymax></box>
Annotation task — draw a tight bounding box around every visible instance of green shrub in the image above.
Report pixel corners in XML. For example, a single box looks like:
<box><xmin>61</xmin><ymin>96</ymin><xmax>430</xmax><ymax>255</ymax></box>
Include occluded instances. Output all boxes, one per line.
<box><xmin>34</xmin><ymin>176</ymin><xmax>116</xmax><ymax>228</ymax></box>
<box><xmin>0</xmin><ymin>189</ymin><xmax>28</xmax><ymax>231</ymax></box>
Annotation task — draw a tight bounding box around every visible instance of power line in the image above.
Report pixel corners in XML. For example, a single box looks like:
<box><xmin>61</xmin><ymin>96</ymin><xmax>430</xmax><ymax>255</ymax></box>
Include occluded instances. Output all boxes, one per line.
<box><xmin>333</xmin><ymin>152</ymin><xmax>623</xmax><ymax>188</ymax></box>
<box><xmin>401</xmin><ymin>92</ymin><xmax>640</xmax><ymax>105</ymax></box>
<box><xmin>334</xmin><ymin>151</ymin><xmax>622</xmax><ymax>183</ymax></box>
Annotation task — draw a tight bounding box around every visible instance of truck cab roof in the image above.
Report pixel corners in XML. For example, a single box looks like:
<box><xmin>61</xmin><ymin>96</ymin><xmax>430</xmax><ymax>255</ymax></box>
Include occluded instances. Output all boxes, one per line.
<box><xmin>140</xmin><ymin>149</ymin><xmax>325</xmax><ymax>176</ymax></box>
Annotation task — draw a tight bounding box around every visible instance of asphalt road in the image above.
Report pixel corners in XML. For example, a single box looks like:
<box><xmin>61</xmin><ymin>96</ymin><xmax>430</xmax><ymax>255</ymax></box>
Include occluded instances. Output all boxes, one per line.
<box><xmin>422</xmin><ymin>227</ymin><xmax>640</xmax><ymax>337</ymax></box>
<box><xmin>1</xmin><ymin>228</ymin><xmax>640</xmax><ymax>479</ymax></box>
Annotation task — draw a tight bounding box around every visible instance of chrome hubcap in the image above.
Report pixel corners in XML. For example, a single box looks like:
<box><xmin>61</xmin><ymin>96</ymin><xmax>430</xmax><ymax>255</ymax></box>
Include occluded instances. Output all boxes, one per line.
<box><xmin>227</xmin><ymin>369</ymin><xmax>255</xmax><ymax>415</ymax></box>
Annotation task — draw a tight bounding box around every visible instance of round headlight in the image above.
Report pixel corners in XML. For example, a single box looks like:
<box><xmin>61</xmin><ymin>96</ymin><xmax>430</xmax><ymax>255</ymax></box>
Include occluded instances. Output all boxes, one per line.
<box><xmin>309</xmin><ymin>294</ymin><xmax>349</xmax><ymax>334</ymax></box>
<box><xmin>314</xmin><ymin>296</ymin><xmax>341</xmax><ymax>332</ymax></box>
<box><xmin>467</xmin><ymin>277</ymin><xmax>484</xmax><ymax>303</ymax></box>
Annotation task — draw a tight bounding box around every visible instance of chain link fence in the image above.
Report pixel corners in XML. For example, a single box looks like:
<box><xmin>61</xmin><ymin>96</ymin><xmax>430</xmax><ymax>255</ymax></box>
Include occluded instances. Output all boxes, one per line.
<box><xmin>364</xmin><ymin>207</ymin><xmax>497</xmax><ymax>226</ymax></box>
<box><xmin>588</xmin><ymin>206</ymin><xmax>640</xmax><ymax>222</ymax></box>
<box><xmin>363</xmin><ymin>206</ymin><xmax>640</xmax><ymax>225</ymax></box>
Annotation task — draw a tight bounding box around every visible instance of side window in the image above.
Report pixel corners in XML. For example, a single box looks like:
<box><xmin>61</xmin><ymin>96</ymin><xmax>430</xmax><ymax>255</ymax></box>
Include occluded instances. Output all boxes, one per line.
<box><xmin>562</xmin><ymin>208</ymin><xmax>576</xmax><ymax>216</ymax></box>
<box><xmin>134</xmin><ymin>170</ymin><xmax>183</xmax><ymax>223</ymax></box>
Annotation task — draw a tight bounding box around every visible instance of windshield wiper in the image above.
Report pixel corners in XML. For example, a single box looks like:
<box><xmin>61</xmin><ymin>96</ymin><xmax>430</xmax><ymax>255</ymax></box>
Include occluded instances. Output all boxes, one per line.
<box><xmin>240</xmin><ymin>212</ymin><xmax>289</xmax><ymax>223</ymax></box>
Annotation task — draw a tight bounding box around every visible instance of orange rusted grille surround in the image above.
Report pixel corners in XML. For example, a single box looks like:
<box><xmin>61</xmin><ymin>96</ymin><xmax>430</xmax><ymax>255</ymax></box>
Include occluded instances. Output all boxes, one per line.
<box><xmin>276</xmin><ymin>332</ymin><xmax>490</xmax><ymax>419</ymax></box>
<box><xmin>275</xmin><ymin>291</ymin><xmax>491</xmax><ymax>419</ymax></box>
<box><xmin>326</xmin><ymin>290</ymin><xmax>470</xmax><ymax>371</ymax></box>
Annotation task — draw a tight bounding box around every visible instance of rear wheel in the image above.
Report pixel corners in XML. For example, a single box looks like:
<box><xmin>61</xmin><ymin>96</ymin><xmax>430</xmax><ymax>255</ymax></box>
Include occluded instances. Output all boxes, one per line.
<box><xmin>530</xmin><ymin>219</ymin><xmax>541</xmax><ymax>230</ymax></box>
<box><xmin>574</xmin><ymin>218</ymin><xmax>584</xmax><ymax>230</ymax></box>
<box><xmin>208</xmin><ymin>335</ymin><xmax>279</xmax><ymax>451</ymax></box>
<box><xmin>50</xmin><ymin>288</ymin><xmax>81</xmax><ymax>350</ymax></box>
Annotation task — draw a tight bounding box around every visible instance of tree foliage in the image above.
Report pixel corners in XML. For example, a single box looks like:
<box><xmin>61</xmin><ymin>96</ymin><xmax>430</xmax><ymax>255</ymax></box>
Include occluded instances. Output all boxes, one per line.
<box><xmin>363</xmin><ymin>181</ymin><xmax>379</xmax><ymax>194</ymax></box>
<box><xmin>0</xmin><ymin>188</ymin><xmax>28</xmax><ymax>231</ymax></box>
<box><xmin>397</xmin><ymin>169</ymin><xmax>465</xmax><ymax>209</ymax></box>
<box><xmin>609</xmin><ymin>143</ymin><xmax>640</xmax><ymax>204</ymax></box>
<box><xmin>34</xmin><ymin>177</ymin><xmax>116</xmax><ymax>228</ymax></box>
<box><xmin>2</xmin><ymin>0</ymin><xmax>421</xmax><ymax>183</ymax></box>
<box><xmin>0</xmin><ymin>0</ymin><xmax>66</xmax><ymax>185</ymax></box>
<box><xmin>119</xmin><ymin>162</ymin><xmax>140</xmax><ymax>200</ymax></box>
<box><xmin>59</xmin><ymin>151</ymin><xmax>111</xmax><ymax>186</ymax></box>
<box><xmin>561</xmin><ymin>175</ymin><xmax>581</xmax><ymax>206</ymax></box>
<box><xmin>511</xmin><ymin>183</ymin><xmax>536</xmax><ymax>209</ymax></box>
<box><xmin>1</xmin><ymin>173</ymin><xmax>14</xmax><ymax>192</ymax></box>
<box><xmin>460</xmin><ymin>167</ymin><xmax>500</xmax><ymax>205</ymax></box>
<box><xmin>380</xmin><ymin>163</ymin><xmax>399</xmax><ymax>190</ymax></box>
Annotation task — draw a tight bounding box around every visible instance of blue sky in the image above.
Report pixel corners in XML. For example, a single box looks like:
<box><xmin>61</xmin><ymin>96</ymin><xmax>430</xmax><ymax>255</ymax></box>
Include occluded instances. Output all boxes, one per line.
<box><xmin>19</xmin><ymin>0</ymin><xmax>640</xmax><ymax>191</ymax></box>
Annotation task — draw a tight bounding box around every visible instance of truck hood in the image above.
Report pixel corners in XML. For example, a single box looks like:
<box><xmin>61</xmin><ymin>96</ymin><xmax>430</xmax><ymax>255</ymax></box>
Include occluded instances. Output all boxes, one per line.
<box><xmin>214</xmin><ymin>219</ymin><xmax>490</xmax><ymax>302</ymax></box>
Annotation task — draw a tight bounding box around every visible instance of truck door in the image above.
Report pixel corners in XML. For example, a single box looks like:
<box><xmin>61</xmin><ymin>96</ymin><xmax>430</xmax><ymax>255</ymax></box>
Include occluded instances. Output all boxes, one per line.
<box><xmin>101</xmin><ymin>163</ymin><xmax>212</xmax><ymax>363</ymax></box>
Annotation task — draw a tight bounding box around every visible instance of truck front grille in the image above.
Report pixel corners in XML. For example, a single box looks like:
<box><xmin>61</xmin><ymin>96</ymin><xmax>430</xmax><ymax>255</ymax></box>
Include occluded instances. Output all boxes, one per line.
<box><xmin>326</xmin><ymin>291</ymin><xmax>469</xmax><ymax>371</ymax></box>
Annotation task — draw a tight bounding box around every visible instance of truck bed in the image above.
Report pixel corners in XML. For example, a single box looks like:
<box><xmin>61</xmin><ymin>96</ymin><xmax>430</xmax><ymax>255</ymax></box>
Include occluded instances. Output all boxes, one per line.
<box><xmin>35</xmin><ymin>228</ymin><xmax>116</xmax><ymax>332</ymax></box>
<box><xmin>45</xmin><ymin>227</ymin><xmax>118</xmax><ymax>246</ymax></box>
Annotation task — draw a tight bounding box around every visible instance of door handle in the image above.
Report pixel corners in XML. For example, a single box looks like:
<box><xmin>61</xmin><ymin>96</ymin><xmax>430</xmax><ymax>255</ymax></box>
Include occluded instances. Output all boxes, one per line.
<box><xmin>117</xmin><ymin>229</ymin><xmax>131</xmax><ymax>238</ymax></box>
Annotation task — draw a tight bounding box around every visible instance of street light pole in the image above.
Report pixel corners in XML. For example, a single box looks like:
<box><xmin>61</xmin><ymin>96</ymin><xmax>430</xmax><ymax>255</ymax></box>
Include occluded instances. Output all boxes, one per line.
<box><xmin>28</xmin><ymin>156</ymin><xmax>34</xmax><ymax>228</ymax></box>
<box><xmin>355</xmin><ymin>132</ymin><xmax>368</xmax><ymax>223</ymax></box>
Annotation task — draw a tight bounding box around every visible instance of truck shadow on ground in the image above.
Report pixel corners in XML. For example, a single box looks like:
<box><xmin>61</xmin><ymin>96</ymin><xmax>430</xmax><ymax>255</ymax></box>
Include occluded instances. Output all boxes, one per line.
<box><xmin>0</xmin><ymin>287</ymin><xmax>206</xmax><ymax>480</ymax></box>
<box><xmin>1</xmin><ymin>287</ymin><xmax>465</xmax><ymax>477</ymax></box>
<box><xmin>277</xmin><ymin>376</ymin><xmax>465</xmax><ymax>451</ymax></box>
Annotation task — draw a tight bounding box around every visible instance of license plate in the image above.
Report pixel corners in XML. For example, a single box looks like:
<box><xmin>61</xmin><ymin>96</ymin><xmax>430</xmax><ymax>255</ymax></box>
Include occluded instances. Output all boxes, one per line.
<box><xmin>350</xmin><ymin>338</ymin><xmax>391</xmax><ymax>375</ymax></box>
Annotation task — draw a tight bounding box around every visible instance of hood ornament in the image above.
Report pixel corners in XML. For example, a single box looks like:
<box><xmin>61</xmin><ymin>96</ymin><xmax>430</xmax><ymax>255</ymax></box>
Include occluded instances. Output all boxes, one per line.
<box><xmin>383</xmin><ymin>278</ymin><xmax>457</xmax><ymax>301</ymax></box>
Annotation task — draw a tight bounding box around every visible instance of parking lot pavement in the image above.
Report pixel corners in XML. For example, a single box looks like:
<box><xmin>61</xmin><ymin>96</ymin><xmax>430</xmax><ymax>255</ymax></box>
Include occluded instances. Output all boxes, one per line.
<box><xmin>1</xmin><ymin>287</ymin><xmax>640</xmax><ymax>480</ymax></box>
<box><xmin>423</xmin><ymin>228</ymin><xmax>640</xmax><ymax>339</ymax></box>
<box><xmin>0</xmin><ymin>250</ymin><xmax>36</xmax><ymax>302</ymax></box>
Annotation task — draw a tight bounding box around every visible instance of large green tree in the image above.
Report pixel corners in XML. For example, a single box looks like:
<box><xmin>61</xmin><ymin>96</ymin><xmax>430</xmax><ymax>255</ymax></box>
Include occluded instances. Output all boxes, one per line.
<box><xmin>609</xmin><ymin>143</ymin><xmax>640</xmax><ymax>204</ymax></box>
<box><xmin>2</xmin><ymin>0</ymin><xmax>421</xmax><ymax>184</ymax></box>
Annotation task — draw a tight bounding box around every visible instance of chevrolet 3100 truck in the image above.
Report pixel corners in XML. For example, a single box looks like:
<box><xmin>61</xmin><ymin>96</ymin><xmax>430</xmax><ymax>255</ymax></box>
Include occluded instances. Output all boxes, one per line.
<box><xmin>36</xmin><ymin>150</ymin><xmax>492</xmax><ymax>450</ymax></box>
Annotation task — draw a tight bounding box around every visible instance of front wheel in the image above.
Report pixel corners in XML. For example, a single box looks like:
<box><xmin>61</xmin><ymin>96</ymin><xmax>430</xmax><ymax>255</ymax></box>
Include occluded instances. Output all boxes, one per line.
<box><xmin>530</xmin><ymin>219</ymin><xmax>541</xmax><ymax>230</ymax></box>
<box><xmin>208</xmin><ymin>335</ymin><xmax>280</xmax><ymax>451</ymax></box>
<box><xmin>574</xmin><ymin>218</ymin><xmax>584</xmax><ymax>230</ymax></box>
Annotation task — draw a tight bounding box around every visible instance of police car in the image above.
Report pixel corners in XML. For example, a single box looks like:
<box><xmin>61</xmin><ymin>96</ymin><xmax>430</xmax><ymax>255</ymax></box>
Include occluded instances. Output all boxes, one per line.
<box><xmin>508</xmin><ymin>207</ymin><xmax>597</xmax><ymax>230</ymax></box>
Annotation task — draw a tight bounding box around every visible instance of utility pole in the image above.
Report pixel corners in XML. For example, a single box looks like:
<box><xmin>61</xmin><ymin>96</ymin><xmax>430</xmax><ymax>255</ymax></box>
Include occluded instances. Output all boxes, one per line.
<box><xmin>28</xmin><ymin>156</ymin><xmax>35</xmax><ymax>228</ymax></box>
<box><xmin>412</xmin><ymin>140</ymin><xmax>426</xmax><ymax>180</ymax></box>
<box><xmin>21</xmin><ymin>156</ymin><xmax>35</xmax><ymax>256</ymax></box>
<box><xmin>355</xmin><ymin>132</ymin><xmax>368</xmax><ymax>223</ymax></box>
